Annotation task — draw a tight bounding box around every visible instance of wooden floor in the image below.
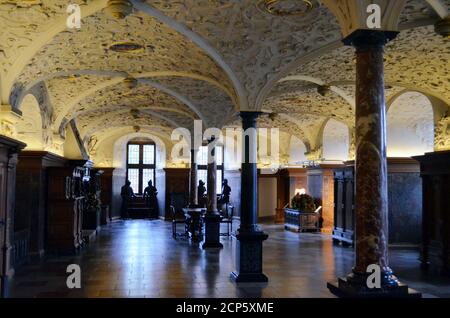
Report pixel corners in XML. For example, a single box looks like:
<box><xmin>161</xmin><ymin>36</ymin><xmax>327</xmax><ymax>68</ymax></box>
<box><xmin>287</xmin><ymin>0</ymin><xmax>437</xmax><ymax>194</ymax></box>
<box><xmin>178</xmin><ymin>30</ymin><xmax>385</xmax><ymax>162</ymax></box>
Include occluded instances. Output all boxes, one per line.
<box><xmin>9</xmin><ymin>220</ymin><xmax>450</xmax><ymax>298</ymax></box>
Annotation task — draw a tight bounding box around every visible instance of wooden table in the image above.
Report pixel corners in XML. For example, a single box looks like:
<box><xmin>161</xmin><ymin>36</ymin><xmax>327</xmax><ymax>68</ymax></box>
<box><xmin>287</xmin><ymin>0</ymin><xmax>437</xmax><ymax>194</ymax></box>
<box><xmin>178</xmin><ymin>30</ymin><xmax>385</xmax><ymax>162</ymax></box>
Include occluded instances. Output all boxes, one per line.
<box><xmin>182</xmin><ymin>208</ymin><xmax>207</xmax><ymax>242</ymax></box>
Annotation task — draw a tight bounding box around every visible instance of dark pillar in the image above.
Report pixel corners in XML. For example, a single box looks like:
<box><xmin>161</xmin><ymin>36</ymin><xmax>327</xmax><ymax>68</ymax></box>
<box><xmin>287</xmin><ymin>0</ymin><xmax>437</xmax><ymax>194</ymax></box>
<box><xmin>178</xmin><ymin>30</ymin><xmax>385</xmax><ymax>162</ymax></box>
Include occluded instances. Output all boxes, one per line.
<box><xmin>189</xmin><ymin>148</ymin><xmax>198</xmax><ymax>207</ymax></box>
<box><xmin>231</xmin><ymin>112</ymin><xmax>268</xmax><ymax>283</ymax></box>
<box><xmin>327</xmin><ymin>30</ymin><xmax>420</xmax><ymax>298</ymax></box>
<box><xmin>203</xmin><ymin>139</ymin><xmax>223</xmax><ymax>249</ymax></box>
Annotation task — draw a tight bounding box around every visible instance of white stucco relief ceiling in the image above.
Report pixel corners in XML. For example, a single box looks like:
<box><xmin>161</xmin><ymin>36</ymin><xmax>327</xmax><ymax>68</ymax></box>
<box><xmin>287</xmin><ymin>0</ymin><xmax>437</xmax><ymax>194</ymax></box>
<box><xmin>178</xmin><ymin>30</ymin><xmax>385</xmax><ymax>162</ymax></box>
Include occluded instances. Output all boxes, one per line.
<box><xmin>1</xmin><ymin>0</ymin><xmax>449</xmax><ymax>155</ymax></box>
<box><xmin>283</xmin><ymin>25</ymin><xmax>450</xmax><ymax>104</ymax></box>
<box><xmin>148</xmin><ymin>0</ymin><xmax>343</xmax><ymax>109</ymax></box>
<box><xmin>266</xmin><ymin>24</ymin><xmax>450</xmax><ymax>145</ymax></box>
<box><xmin>150</xmin><ymin>76</ymin><xmax>236</xmax><ymax>128</ymax></box>
<box><xmin>55</xmin><ymin>80</ymin><xmax>197</xmax><ymax>131</ymax></box>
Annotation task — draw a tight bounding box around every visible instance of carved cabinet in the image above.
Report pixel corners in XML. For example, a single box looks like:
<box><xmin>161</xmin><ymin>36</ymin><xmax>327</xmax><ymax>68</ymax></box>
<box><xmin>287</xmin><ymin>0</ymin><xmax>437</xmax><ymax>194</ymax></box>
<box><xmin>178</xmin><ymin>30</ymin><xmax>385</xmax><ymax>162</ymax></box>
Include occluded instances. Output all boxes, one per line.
<box><xmin>414</xmin><ymin>151</ymin><xmax>450</xmax><ymax>276</ymax></box>
<box><xmin>47</xmin><ymin>161</ymin><xmax>92</xmax><ymax>253</ymax></box>
<box><xmin>0</xmin><ymin>136</ymin><xmax>25</xmax><ymax>298</ymax></box>
<box><xmin>332</xmin><ymin>166</ymin><xmax>355</xmax><ymax>246</ymax></box>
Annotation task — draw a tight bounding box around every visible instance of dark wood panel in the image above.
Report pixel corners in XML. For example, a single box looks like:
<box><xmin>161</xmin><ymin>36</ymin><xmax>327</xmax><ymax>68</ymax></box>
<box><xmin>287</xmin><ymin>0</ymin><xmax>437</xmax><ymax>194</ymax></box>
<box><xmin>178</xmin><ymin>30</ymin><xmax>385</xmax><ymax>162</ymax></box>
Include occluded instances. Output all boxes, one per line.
<box><xmin>163</xmin><ymin>168</ymin><xmax>190</xmax><ymax>220</ymax></box>
<box><xmin>0</xmin><ymin>135</ymin><xmax>26</xmax><ymax>298</ymax></box>
<box><xmin>414</xmin><ymin>151</ymin><xmax>450</xmax><ymax>276</ymax></box>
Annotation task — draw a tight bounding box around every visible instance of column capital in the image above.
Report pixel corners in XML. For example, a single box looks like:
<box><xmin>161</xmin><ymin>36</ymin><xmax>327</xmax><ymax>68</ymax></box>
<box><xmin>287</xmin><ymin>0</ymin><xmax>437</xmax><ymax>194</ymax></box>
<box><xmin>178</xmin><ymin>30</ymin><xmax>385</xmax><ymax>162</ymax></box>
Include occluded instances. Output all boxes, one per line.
<box><xmin>239</xmin><ymin>111</ymin><xmax>263</xmax><ymax>131</ymax></box>
<box><xmin>238</xmin><ymin>111</ymin><xmax>264</xmax><ymax>119</ymax></box>
<box><xmin>342</xmin><ymin>29</ymin><xmax>398</xmax><ymax>49</ymax></box>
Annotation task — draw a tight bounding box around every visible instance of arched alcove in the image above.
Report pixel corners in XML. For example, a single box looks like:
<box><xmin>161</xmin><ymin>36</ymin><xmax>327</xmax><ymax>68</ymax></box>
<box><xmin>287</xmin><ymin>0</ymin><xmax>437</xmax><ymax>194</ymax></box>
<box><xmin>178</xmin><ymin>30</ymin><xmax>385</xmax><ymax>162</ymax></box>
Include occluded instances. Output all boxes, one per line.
<box><xmin>288</xmin><ymin>135</ymin><xmax>307</xmax><ymax>165</ymax></box>
<box><xmin>387</xmin><ymin>91</ymin><xmax>434</xmax><ymax>157</ymax></box>
<box><xmin>16</xmin><ymin>94</ymin><xmax>45</xmax><ymax>150</ymax></box>
<box><xmin>322</xmin><ymin>119</ymin><xmax>349</xmax><ymax>161</ymax></box>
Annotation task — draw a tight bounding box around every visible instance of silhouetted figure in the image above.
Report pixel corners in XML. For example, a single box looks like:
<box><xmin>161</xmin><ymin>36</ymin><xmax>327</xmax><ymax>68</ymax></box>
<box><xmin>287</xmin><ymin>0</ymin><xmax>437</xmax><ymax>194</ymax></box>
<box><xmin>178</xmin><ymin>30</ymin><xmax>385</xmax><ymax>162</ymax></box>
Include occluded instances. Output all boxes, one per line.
<box><xmin>218</xmin><ymin>179</ymin><xmax>231</xmax><ymax>205</ymax></box>
<box><xmin>120</xmin><ymin>180</ymin><xmax>135</xmax><ymax>219</ymax></box>
<box><xmin>198</xmin><ymin>180</ymin><xmax>207</xmax><ymax>208</ymax></box>
<box><xmin>144</xmin><ymin>180</ymin><xmax>158</xmax><ymax>218</ymax></box>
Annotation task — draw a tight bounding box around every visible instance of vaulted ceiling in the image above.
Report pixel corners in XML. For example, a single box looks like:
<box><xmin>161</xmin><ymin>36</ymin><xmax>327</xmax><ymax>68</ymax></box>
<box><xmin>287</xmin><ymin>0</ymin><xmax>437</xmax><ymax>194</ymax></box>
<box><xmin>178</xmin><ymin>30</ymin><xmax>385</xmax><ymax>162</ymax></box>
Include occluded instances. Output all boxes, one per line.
<box><xmin>0</xmin><ymin>0</ymin><xmax>449</xmax><ymax>159</ymax></box>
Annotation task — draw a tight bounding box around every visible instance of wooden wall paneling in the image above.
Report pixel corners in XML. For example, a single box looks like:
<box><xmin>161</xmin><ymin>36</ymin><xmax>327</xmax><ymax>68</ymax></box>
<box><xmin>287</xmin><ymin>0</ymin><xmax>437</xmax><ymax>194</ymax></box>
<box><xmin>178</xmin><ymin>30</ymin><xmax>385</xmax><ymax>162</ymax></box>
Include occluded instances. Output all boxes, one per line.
<box><xmin>15</xmin><ymin>151</ymin><xmax>66</xmax><ymax>260</ymax></box>
<box><xmin>163</xmin><ymin>168</ymin><xmax>190</xmax><ymax>219</ymax></box>
<box><xmin>414</xmin><ymin>151</ymin><xmax>450</xmax><ymax>276</ymax></box>
<box><xmin>0</xmin><ymin>135</ymin><xmax>25</xmax><ymax>298</ymax></box>
<box><xmin>46</xmin><ymin>160</ymin><xmax>92</xmax><ymax>254</ymax></box>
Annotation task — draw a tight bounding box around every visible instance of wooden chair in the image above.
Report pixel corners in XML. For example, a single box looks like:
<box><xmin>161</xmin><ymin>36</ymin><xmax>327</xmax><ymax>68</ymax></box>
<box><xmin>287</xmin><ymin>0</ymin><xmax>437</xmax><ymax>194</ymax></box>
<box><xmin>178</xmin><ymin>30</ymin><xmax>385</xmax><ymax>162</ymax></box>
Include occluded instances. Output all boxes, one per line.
<box><xmin>220</xmin><ymin>204</ymin><xmax>234</xmax><ymax>236</ymax></box>
<box><xmin>171</xmin><ymin>205</ymin><xmax>188</xmax><ymax>238</ymax></box>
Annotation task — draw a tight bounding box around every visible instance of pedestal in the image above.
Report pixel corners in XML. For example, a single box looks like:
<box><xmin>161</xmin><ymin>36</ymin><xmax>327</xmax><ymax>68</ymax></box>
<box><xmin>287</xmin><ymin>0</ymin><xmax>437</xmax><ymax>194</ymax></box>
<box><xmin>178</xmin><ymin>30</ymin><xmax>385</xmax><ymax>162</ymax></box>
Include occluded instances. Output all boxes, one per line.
<box><xmin>327</xmin><ymin>276</ymin><xmax>421</xmax><ymax>298</ymax></box>
<box><xmin>202</xmin><ymin>213</ymin><xmax>223</xmax><ymax>249</ymax></box>
<box><xmin>231</xmin><ymin>230</ymin><xmax>268</xmax><ymax>283</ymax></box>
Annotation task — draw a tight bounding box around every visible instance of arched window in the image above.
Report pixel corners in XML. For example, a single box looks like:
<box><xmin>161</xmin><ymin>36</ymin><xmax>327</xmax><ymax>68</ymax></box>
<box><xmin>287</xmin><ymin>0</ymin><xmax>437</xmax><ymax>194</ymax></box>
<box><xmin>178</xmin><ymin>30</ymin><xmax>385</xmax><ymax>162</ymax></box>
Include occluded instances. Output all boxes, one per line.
<box><xmin>197</xmin><ymin>145</ymin><xmax>224</xmax><ymax>194</ymax></box>
<box><xmin>322</xmin><ymin>119</ymin><xmax>350</xmax><ymax>161</ymax></box>
<box><xmin>387</xmin><ymin>91</ymin><xmax>434</xmax><ymax>157</ymax></box>
<box><xmin>126</xmin><ymin>140</ymin><xmax>156</xmax><ymax>194</ymax></box>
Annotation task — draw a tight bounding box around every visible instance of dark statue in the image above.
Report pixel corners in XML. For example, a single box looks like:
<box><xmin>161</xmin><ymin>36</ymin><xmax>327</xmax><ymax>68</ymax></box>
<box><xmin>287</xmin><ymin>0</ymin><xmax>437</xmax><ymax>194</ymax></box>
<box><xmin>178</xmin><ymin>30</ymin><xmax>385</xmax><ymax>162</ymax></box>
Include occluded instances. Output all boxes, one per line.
<box><xmin>198</xmin><ymin>180</ymin><xmax>207</xmax><ymax>208</ymax></box>
<box><xmin>143</xmin><ymin>180</ymin><xmax>158</xmax><ymax>218</ymax></box>
<box><xmin>120</xmin><ymin>180</ymin><xmax>135</xmax><ymax>218</ymax></box>
<box><xmin>218</xmin><ymin>179</ymin><xmax>231</xmax><ymax>205</ymax></box>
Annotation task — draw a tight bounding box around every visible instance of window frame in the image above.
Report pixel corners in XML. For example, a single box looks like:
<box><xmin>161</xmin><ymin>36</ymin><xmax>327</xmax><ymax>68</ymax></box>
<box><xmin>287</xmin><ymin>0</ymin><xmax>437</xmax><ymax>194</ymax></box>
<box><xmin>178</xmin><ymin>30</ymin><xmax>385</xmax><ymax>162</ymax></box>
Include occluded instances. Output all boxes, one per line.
<box><xmin>126</xmin><ymin>141</ymin><xmax>156</xmax><ymax>195</ymax></box>
<box><xmin>197</xmin><ymin>145</ymin><xmax>224</xmax><ymax>194</ymax></box>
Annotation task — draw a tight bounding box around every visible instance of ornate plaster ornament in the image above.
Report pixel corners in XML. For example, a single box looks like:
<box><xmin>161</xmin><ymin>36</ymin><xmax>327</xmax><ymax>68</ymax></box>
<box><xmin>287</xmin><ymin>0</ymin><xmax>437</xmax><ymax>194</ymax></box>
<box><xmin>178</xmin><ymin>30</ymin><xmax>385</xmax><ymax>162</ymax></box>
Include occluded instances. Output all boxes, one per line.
<box><xmin>109</xmin><ymin>42</ymin><xmax>145</xmax><ymax>53</ymax></box>
<box><xmin>124</xmin><ymin>77</ymin><xmax>138</xmax><ymax>89</ymax></box>
<box><xmin>257</xmin><ymin>0</ymin><xmax>314</xmax><ymax>16</ymax></box>
<box><xmin>105</xmin><ymin>0</ymin><xmax>133</xmax><ymax>19</ymax></box>
<box><xmin>133</xmin><ymin>125</ymin><xmax>141</xmax><ymax>133</ymax></box>
<box><xmin>317</xmin><ymin>85</ymin><xmax>331</xmax><ymax>97</ymax></box>
<box><xmin>0</xmin><ymin>104</ymin><xmax>21</xmax><ymax>138</ymax></box>
<box><xmin>130</xmin><ymin>108</ymin><xmax>140</xmax><ymax>119</ymax></box>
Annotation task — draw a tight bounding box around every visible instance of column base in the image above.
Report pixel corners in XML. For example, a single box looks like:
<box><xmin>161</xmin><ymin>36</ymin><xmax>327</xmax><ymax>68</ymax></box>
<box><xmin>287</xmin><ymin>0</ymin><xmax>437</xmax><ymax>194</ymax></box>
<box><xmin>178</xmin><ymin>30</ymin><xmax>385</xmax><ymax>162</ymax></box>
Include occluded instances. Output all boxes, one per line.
<box><xmin>202</xmin><ymin>212</ymin><xmax>223</xmax><ymax>249</ymax></box>
<box><xmin>231</xmin><ymin>229</ymin><xmax>268</xmax><ymax>283</ymax></box>
<box><xmin>327</xmin><ymin>274</ymin><xmax>422</xmax><ymax>298</ymax></box>
<box><xmin>230</xmin><ymin>271</ymin><xmax>268</xmax><ymax>283</ymax></box>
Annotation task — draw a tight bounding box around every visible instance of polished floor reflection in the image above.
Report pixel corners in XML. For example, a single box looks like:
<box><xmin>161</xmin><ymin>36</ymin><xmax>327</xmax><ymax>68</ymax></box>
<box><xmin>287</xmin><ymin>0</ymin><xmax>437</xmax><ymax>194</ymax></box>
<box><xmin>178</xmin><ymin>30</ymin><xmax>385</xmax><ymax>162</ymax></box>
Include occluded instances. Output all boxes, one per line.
<box><xmin>9</xmin><ymin>220</ymin><xmax>450</xmax><ymax>298</ymax></box>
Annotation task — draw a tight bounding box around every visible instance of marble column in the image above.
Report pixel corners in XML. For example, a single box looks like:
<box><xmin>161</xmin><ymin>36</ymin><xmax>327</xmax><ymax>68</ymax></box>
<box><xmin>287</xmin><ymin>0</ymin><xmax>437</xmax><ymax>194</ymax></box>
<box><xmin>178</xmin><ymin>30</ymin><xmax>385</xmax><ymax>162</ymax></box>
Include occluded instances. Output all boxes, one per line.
<box><xmin>202</xmin><ymin>139</ymin><xmax>223</xmax><ymax>249</ymax></box>
<box><xmin>189</xmin><ymin>148</ymin><xmax>198</xmax><ymax>207</ymax></box>
<box><xmin>231</xmin><ymin>112</ymin><xmax>268</xmax><ymax>283</ymax></box>
<box><xmin>327</xmin><ymin>30</ymin><xmax>419</xmax><ymax>298</ymax></box>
